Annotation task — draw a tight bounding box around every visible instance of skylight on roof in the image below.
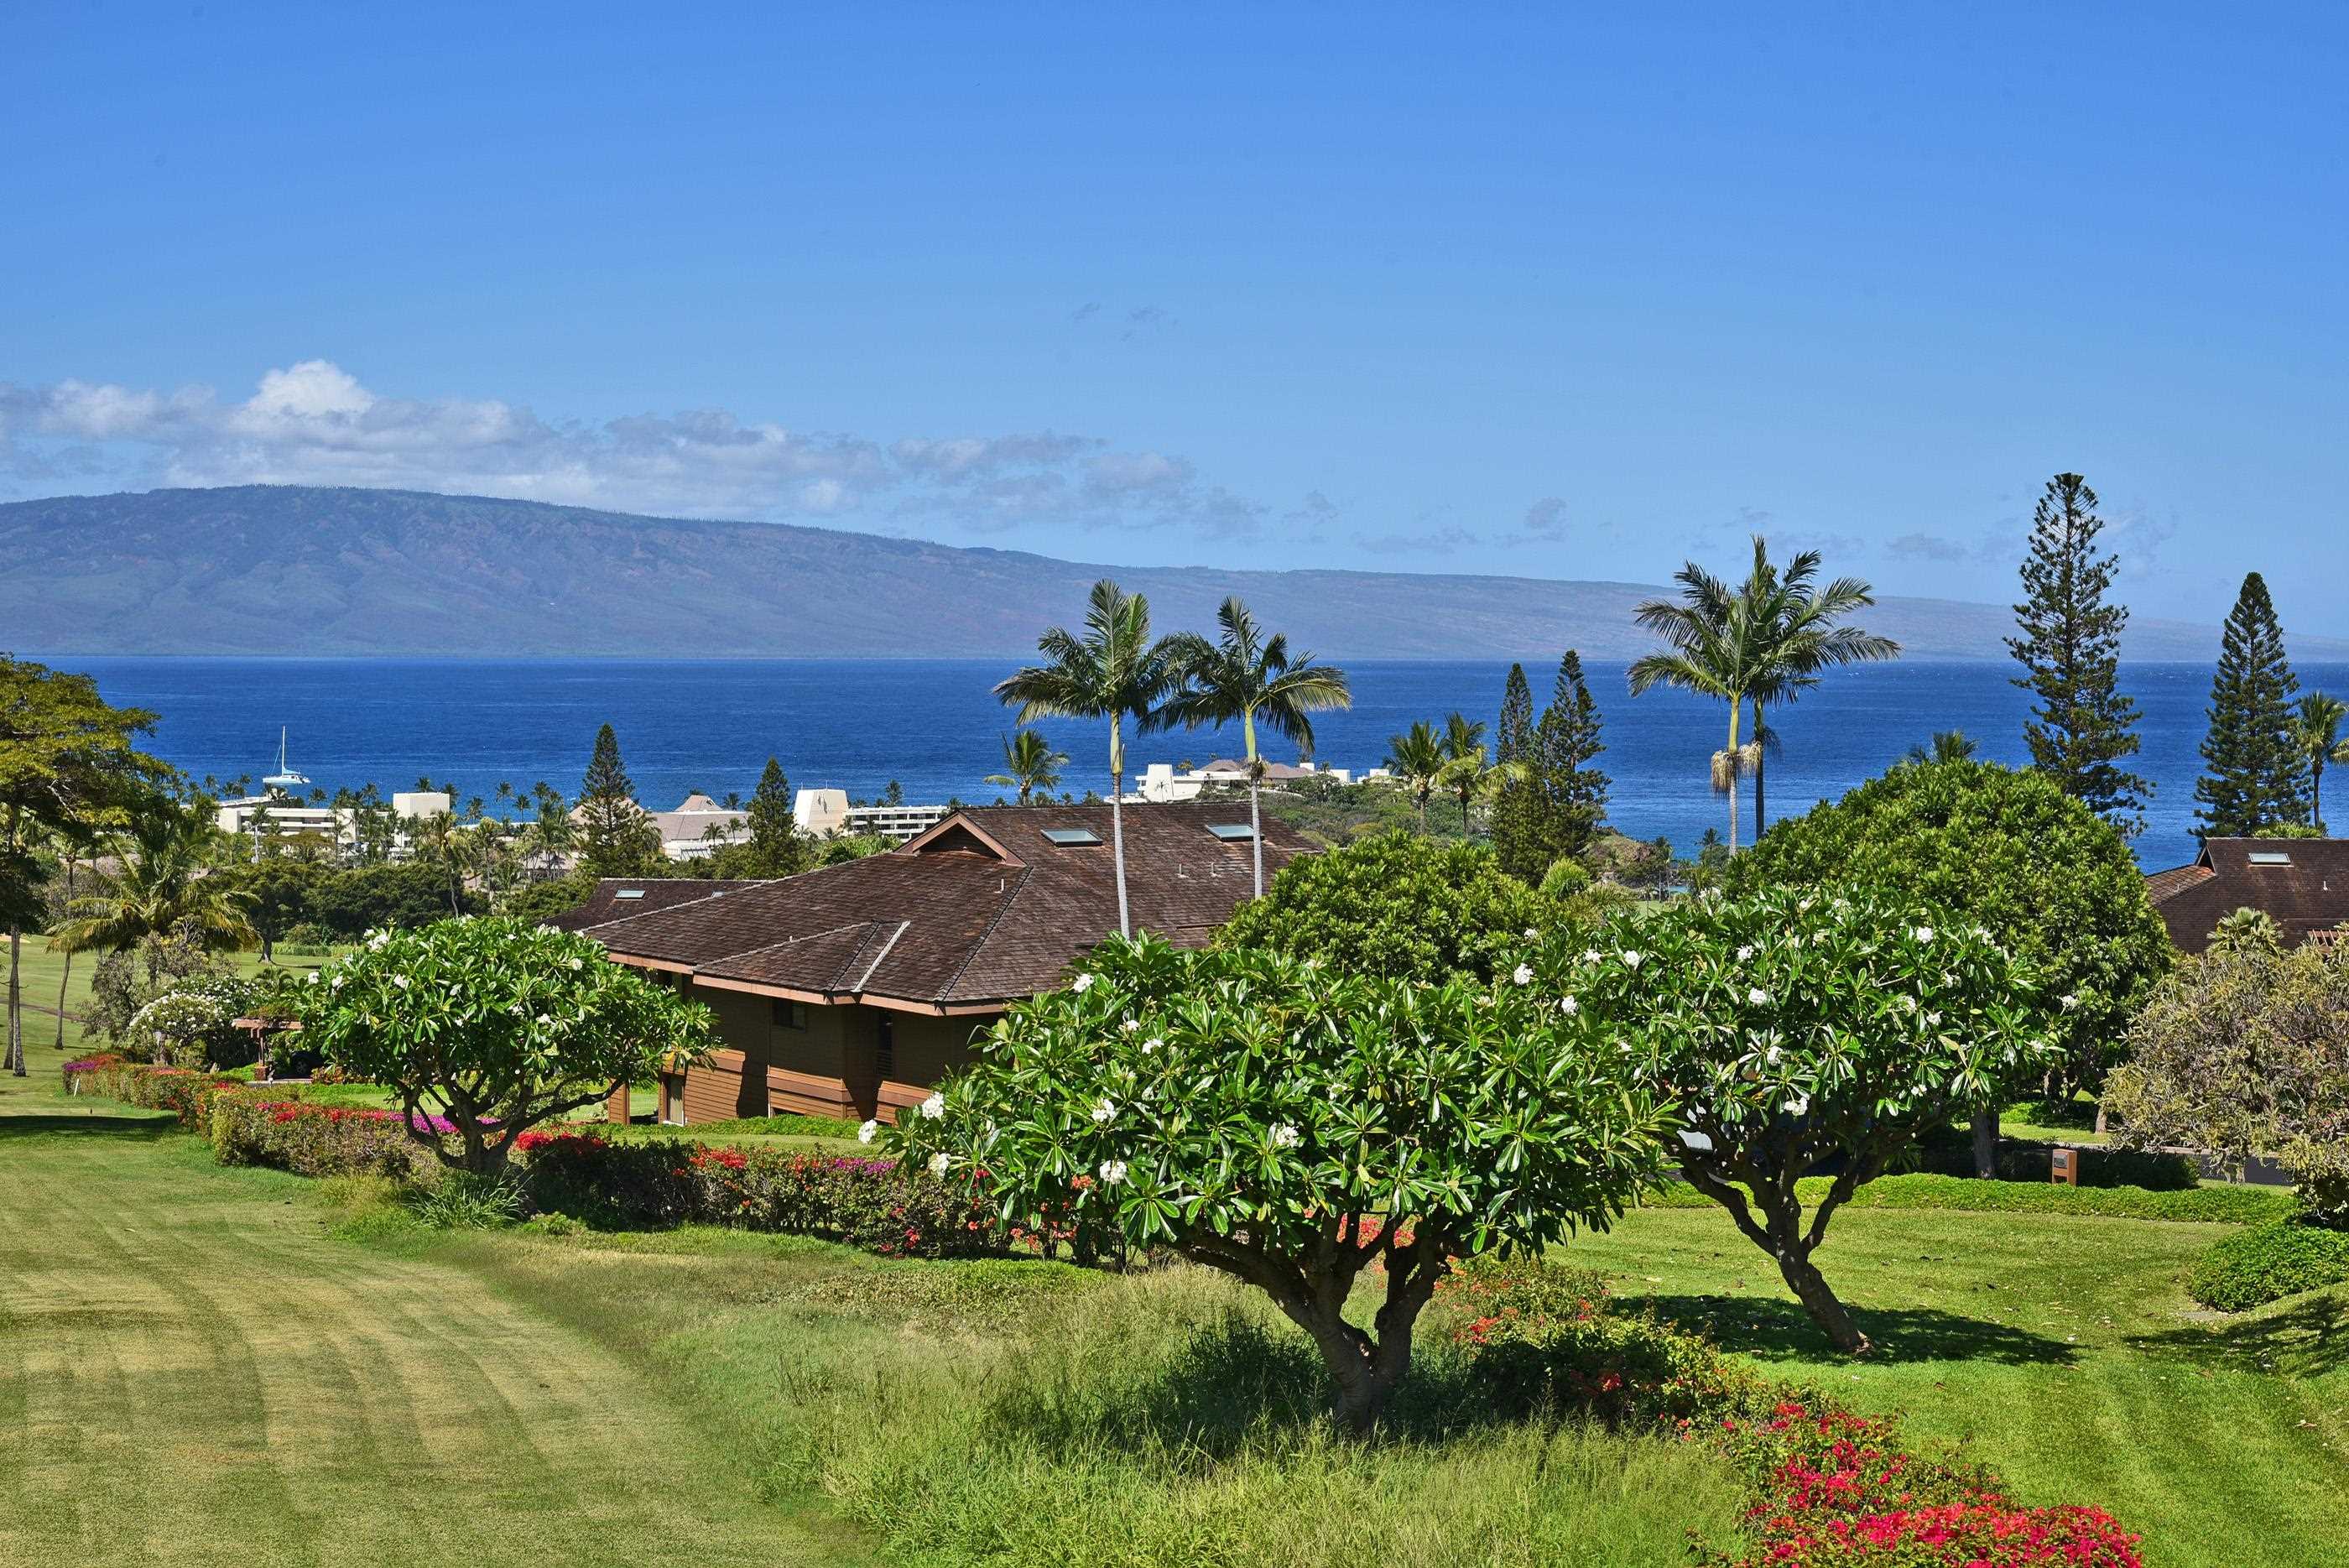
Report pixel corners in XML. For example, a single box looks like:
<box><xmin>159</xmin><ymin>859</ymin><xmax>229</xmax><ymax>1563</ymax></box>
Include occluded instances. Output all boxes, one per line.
<box><xmin>1042</xmin><ymin>826</ymin><xmax>1103</xmax><ymax>847</ymax></box>
<box><xmin>2248</xmin><ymin>850</ymin><xmax>2294</xmax><ymax>866</ymax></box>
<box><xmin>1206</xmin><ymin>823</ymin><xmax>1256</xmax><ymax>841</ymax></box>
<box><xmin>614</xmin><ymin>888</ymin><xmax>647</xmax><ymax>899</ymax></box>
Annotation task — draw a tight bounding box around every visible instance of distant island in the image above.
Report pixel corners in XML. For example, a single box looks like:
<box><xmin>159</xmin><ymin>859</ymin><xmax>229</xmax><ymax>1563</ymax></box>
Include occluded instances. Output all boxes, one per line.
<box><xmin>7</xmin><ymin>484</ymin><xmax>2341</xmax><ymax>661</ymax></box>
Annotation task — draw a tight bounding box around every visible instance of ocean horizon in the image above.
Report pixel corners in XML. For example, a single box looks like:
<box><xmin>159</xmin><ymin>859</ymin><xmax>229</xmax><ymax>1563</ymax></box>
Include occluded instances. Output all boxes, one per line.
<box><xmin>43</xmin><ymin>654</ymin><xmax>2346</xmax><ymax>873</ymax></box>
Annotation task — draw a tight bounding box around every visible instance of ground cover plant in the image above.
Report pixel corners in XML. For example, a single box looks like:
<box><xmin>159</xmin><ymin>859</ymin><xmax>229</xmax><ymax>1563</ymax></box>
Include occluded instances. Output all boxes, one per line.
<box><xmin>297</xmin><ymin>915</ymin><xmax>716</xmax><ymax>1172</ymax></box>
<box><xmin>1544</xmin><ymin>888</ymin><xmax>2059</xmax><ymax>1352</ymax></box>
<box><xmin>893</xmin><ymin>932</ymin><xmax>1676</xmax><ymax>1426</ymax></box>
<box><xmin>2185</xmin><ymin>1217</ymin><xmax>2349</xmax><ymax>1310</ymax></box>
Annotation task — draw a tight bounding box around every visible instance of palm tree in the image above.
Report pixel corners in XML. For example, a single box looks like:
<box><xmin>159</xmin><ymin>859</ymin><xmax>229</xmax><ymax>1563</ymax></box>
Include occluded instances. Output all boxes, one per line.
<box><xmin>49</xmin><ymin>801</ymin><xmax>259</xmax><ymax>987</ymax></box>
<box><xmin>995</xmin><ymin>581</ymin><xmax>1183</xmax><ymax>936</ymax></box>
<box><xmin>1384</xmin><ymin>721</ymin><xmax>1448</xmax><ymax>832</ymax></box>
<box><xmin>1905</xmin><ymin>729</ymin><xmax>1979</xmax><ymax>765</ymax></box>
<box><xmin>1435</xmin><ymin>712</ymin><xmax>1497</xmax><ymax>835</ymax></box>
<box><xmin>1162</xmin><ymin>597</ymin><xmax>1352</xmax><ymax>894</ymax></box>
<box><xmin>2295</xmin><ymin>692</ymin><xmax>2348</xmax><ymax>830</ymax></box>
<box><xmin>1629</xmin><ymin>558</ymin><xmax>1765</xmax><ymax>851</ymax></box>
<box><xmin>984</xmin><ymin>729</ymin><xmax>1070</xmax><ymax>805</ymax></box>
<box><xmin>1738</xmin><ymin>539</ymin><xmax>1901</xmax><ymax>834</ymax></box>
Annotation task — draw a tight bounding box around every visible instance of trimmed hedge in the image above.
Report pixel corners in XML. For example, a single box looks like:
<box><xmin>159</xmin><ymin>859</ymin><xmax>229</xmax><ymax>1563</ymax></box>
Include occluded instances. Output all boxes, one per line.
<box><xmin>62</xmin><ymin>1055</ymin><xmax>242</xmax><ymax>1128</ymax></box>
<box><xmin>2186</xmin><ymin>1218</ymin><xmax>2349</xmax><ymax>1311</ymax></box>
<box><xmin>514</xmin><ymin>1131</ymin><xmax>1052</xmax><ymax>1258</ymax></box>
<box><xmin>1642</xmin><ymin>1173</ymin><xmax>2294</xmax><ymax>1226</ymax></box>
<box><xmin>208</xmin><ymin>1095</ymin><xmax>432</xmax><ymax>1180</ymax></box>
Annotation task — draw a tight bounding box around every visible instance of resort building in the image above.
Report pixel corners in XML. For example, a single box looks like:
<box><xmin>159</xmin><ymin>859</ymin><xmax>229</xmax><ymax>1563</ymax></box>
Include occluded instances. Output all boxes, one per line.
<box><xmin>1132</xmin><ymin>758</ymin><xmax>1353</xmax><ymax>803</ymax></box>
<box><xmin>792</xmin><ymin>788</ymin><xmax>952</xmax><ymax>841</ymax></box>
<box><xmin>651</xmin><ymin>792</ymin><xmax>750</xmax><ymax>859</ymax></box>
<box><xmin>563</xmin><ymin>801</ymin><xmax>1314</xmax><ymax>1126</ymax></box>
<box><xmin>2144</xmin><ymin>836</ymin><xmax>2349</xmax><ymax>954</ymax></box>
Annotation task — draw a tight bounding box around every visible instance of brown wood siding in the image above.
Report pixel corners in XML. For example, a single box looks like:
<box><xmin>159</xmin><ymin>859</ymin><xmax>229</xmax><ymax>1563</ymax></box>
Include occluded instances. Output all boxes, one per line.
<box><xmin>765</xmin><ymin>1066</ymin><xmax>860</xmax><ymax>1118</ymax></box>
<box><xmin>677</xmin><ymin>1049</ymin><xmax>768</xmax><ymax>1123</ymax></box>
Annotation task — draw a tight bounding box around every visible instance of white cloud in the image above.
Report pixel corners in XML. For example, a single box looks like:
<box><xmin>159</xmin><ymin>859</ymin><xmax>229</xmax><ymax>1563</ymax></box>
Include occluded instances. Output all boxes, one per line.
<box><xmin>0</xmin><ymin>361</ymin><xmax>1263</xmax><ymax>537</ymax></box>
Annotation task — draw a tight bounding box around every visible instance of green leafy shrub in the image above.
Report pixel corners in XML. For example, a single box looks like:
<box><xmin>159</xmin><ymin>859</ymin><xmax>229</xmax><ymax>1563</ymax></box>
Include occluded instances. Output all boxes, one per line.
<box><xmin>409</xmin><ymin>1172</ymin><xmax>525</xmax><ymax>1230</ymax></box>
<box><xmin>890</xmin><ymin>933</ymin><xmax>1675</xmax><ymax>1427</ymax></box>
<box><xmin>1213</xmin><ymin>831</ymin><xmax>1555</xmax><ymax>982</ymax></box>
<box><xmin>2186</xmin><ymin>1217</ymin><xmax>2349</xmax><ymax>1311</ymax></box>
<box><xmin>1727</xmin><ymin>761</ymin><xmax>2170</xmax><ymax>1098</ymax></box>
<box><xmin>1538</xmin><ymin>858</ymin><xmax>1592</xmax><ymax>899</ymax></box>
<box><xmin>2106</xmin><ymin>940</ymin><xmax>2349</xmax><ymax>1222</ymax></box>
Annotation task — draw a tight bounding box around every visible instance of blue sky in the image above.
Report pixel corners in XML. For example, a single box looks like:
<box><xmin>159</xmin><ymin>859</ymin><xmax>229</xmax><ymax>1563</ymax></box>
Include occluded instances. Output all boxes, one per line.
<box><xmin>6</xmin><ymin>3</ymin><xmax>2344</xmax><ymax>629</ymax></box>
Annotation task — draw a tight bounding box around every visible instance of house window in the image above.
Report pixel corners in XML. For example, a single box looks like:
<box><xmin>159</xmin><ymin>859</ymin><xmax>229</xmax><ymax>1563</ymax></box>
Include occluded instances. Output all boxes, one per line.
<box><xmin>771</xmin><ymin>998</ymin><xmax>810</xmax><ymax>1029</ymax></box>
<box><xmin>876</xmin><ymin>1016</ymin><xmax>896</xmax><ymax>1083</ymax></box>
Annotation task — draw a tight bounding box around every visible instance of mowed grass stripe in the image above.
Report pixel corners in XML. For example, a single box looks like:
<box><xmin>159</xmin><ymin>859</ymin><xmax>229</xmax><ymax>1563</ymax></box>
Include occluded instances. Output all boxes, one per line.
<box><xmin>0</xmin><ymin>1099</ymin><xmax>859</xmax><ymax>1568</ymax></box>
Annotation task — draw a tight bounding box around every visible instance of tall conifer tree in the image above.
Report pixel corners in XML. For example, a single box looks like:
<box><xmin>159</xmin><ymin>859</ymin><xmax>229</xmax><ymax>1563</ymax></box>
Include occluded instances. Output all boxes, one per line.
<box><xmin>1489</xmin><ymin>664</ymin><xmax>1544</xmax><ymax>879</ymax></box>
<box><xmin>577</xmin><ymin>722</ymin><xmax>661</xmax><ymax>875</ymax></box>
<box><xmin>1539</xmin><ymin>649</ymin><xmax>1611</xmax><ymax>860</ymax></box>
<box><xmin>2006</xmin><ymin>473</ymin><xmax>2151</xmax><ymax>835</ymax></box>
<box><xmin>742</xmin><ymin>757</ymin><xmax>804</xmax><ymax>876</ymax></box>
<box><xmin>2194</xmin><ymin>572</ymin><xmax>2312</xmax><ymax>838</ymax></box>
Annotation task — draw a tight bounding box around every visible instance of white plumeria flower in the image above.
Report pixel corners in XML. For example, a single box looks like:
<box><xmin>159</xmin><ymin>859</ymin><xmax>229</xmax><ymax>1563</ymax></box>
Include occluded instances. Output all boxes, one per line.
<box><xmin>1142</xmin><ymin>1037</ymin><xmax>1163</xmax><ymax>1054</ymax></box>
<box><xmin>392</xmin><ymin>975</ymin><xmax>411</xmax><ymax>989</ymax></box>
<box><xmin>919</xmin><ymin>1092</ymin><xmax>945</xmax><ymax>1120</ymax></box>
<box><xmin>1914</xmin><ymin>925</ymin><xmax>1935</xmax><ymax>944</ymax></box>
<box><xmin>1747</xmin><ymin>987</ymin><xmax>1771</xmax><ymax>1007</ymax></box>
<box><xmin>2060</xmin><ymin>993</ymin><xmax>2081</xmax><ymax>1010</ymax></box>
<box><xmin>1620</xmin><ymin>950</ymin><xmax>1644</xmax><ymax>969</ymax></box>
<box><xmin>927</xmin><ymin>1151</ymin><xmax>951</xmax><ymax>1177</ymax></box>
<box><xmin>331</xmin><ymin>974</ymin><xmax>345</xmax><ymax>988</ymax></box>
<box><xmin>1071</xmin><ymin>972</ymin><xmax>1096</xmax><ymax>993</ymax></box>
<box><xmin>536</xmin><ymin>1013</ymin><xmax>555</xmax><ymax>1027</ymax></box>
<box><xmin>1097</xmin><ymin>1159</ymin><xmax>1128</xmax><ymax>1185</ymax></box>
<box><xmin>567</xmin><ymin>956</ymin><xmax>584</xmax><ymax>971</ymax></box>
<box><xmin>1581</xmin><ymin>948</ymin><xmax>1602</xmax><ymax>966</ymax></box>
<box><xmin>305</xmin><ymin>970</ymin><xmax>320</xmax><ymax>985</ymax></box>
<box><xmin>1797</xmin><ymin>897</ymin><xmax>1815</xmax><ymax>914</ymax></box>
<box><xmin>857</xmin><ymin>1119</ymin><xmax>879</xmax><ymax>1144</ymax></box>
<box><xmin>1736</xmin><ymin>945</ymin><xmax>1753</xmax><ymax>963</ymax></box>
<box><xmin>1765</xmin><ymin>1044</ymin><xmax>1783</xmax><ymax>1066</ymax></box>
<box><xmin>1091</xmin><ymin>1097</ymin><xmax>1117</xmax><ymax>1124</ymax></box>
<box><xmin>1523</xmin><ymin>927</ymin><xmax>1540</xmax><ymax>940</ymax></box>
<box><xmin>1784</xmin><ymin>1095</ymin><xmax>1810</xmax><ymax>1116</ymax></box>
<box><xmin>1120</xmin><ymin>1018</ymin><xmax>1141</xmax><ymax>1033</ymax></box>
<box><xmin>1512</xmin><ymin>963</ymin><xmax>1534</xmax><ymax>987</ymax></box>
<box><xmin>1560</xmin><ymin>995</ymin><xmax>1579</xmax><ymax>1015</ymax></box>
<box><xmin>1269</xmin><ymin>1123</ymin><xmax>1301</xmax><ymax>1149</ymax></box>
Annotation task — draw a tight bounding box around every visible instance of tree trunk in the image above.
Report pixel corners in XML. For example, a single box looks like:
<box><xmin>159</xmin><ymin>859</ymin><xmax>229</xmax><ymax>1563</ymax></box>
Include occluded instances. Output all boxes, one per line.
<box><xmin>1971</xmin><ymin>1108</ymin><xmax>1999</xmax><ymax>1180</ymax></box>
<box><xmin>8</xmin><ymin>925</ymin><xmax>24</xmax><ymax>1076</ymax></box>
<box><xmin>1753</xmin><ymin>701</ymin><xmax>1768</xmax><ymax>837</ymax></box>
<box><xmin>1107</xmin><ymin>716</ymin><xmax>1131</xmax><ymax>938</ymax></box>
<box><xmin>54</xmin><ymin>858</ymin><xmax>75</xmax><ymax>1050</ymax></box>
<box><xmin>1777</xmin><ymin>1247</ymin><xmax>1870</xmax><ymax>1354</ymax></box>
<box><xmin>1243</xmin><ymin>710</ymin><xmax>1264</xmax><ymax>898</ymax></box>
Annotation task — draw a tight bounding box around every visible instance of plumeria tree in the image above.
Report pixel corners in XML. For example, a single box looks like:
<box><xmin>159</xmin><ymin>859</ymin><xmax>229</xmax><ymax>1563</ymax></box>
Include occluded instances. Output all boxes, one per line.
<box><xmin>1534</xmin><ymin>889</ymin><xmax>2060</xmax><ymax>1355</ymax></box>
<box><xmin>299</xmin><ymin>916</ymin><xmax>714</xmax><ymax>1175</ymax></box>
<box><xmin>888</xmin><ymin>935</ymin><xmax>1676</xmax><ymax>1430</ymax></box>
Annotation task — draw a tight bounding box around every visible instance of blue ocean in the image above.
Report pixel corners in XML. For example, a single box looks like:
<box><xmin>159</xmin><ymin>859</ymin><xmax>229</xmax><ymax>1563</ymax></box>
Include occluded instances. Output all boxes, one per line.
<box><xmin>44</xmin><ymin>657</ymin><xmax>2346</xmax><ymax>873</ymax></box>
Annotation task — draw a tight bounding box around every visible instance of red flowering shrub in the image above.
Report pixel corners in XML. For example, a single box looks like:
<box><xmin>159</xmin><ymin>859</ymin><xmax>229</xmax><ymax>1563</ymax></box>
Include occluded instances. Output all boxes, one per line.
<box><xmin>206</xmin><ymin>1093</ymin><xmax>431</xmax><ymax>1180</ymax></box>
<box><xmin>514</xmin><ymin>1135</ymin><xmax>1019</xmax><ymax>1258</ymax></box>
<box><xmin>63</xmin><ymin>1055</ymin><xmax>240</xmax><ymax>1129</ymax></box>
<box><xmin>1446</xmin><ymin>1259</ymin><xmax>2145</xmax><ymax>1567</ymax></box>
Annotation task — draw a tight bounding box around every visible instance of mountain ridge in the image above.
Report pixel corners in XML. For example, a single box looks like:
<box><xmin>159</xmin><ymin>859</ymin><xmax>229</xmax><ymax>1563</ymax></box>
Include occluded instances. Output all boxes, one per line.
<box><xmin>6</xmin><ymin>484</ymin><xmax>2338</xmax><ymax>662</ymax></box>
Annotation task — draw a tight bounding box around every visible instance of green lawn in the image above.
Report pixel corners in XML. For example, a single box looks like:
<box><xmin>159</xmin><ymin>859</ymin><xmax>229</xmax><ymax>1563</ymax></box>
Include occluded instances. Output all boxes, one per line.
<box><xmin>11</xmin><ymin>1058</ymin><xmax>2348</xmax><ymax>1567</ymax></box>
<box><xmin>0</xmin><ymin>1070</ymin><xmax>860</xmax><ymax>1568</ymax></box>
<box><xmin>1570</xmin><ymin>1201</ymin><xmax>2349</xmax><ymax>1566</ymax></box>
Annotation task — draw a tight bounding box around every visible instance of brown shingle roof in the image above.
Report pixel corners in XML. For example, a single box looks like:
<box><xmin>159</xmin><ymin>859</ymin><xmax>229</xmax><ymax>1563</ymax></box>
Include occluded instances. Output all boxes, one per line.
<box><xmin>2145</xmin><ymin>838</ymin><xmax>2349</xmax><ymax>955</ymax></box>
<box><xmin>542</xmin><ymin>878</ymin><xmax>757</xmax><ymax>931</ymax></box>
<box><xmin>580</xmin><ymin>801</ymin><xmax>1313</xmax><ymax>1006</ymax></box>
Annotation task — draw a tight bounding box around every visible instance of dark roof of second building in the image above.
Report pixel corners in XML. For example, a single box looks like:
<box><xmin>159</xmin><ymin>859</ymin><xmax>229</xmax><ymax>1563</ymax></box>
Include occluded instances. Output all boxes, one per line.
<box><xmin>543</xmin><ymin>878</ymin><xmax>757</xmax><ymax>931</ymax></box>
<box><xmin>577</xmin><ymin>800</ymin><xmax>1313</xmax><ymax>1005</ymax></box>
<box><xmin>2145</xmin><ymin>837</ymin><xmax>2349</xmax><ymax>954</ymax></box>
